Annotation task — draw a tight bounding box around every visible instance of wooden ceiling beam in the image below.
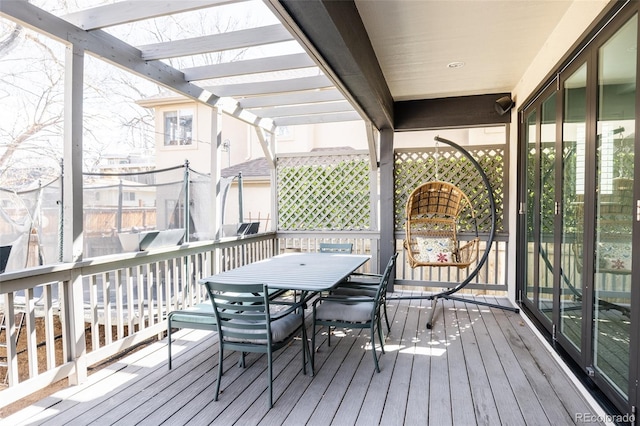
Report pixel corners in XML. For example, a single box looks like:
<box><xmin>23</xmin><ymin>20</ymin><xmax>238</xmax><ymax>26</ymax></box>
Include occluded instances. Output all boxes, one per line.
<box><xmin>205</xmin><ymin>75</ymin><xmax>332</xmax><ymax>97</ymax></box>
<box><xmin>184</xmin><ymin>53</ymin><xmax>315</xmax><ymax>81</ymax></box>
<box><xmin>60</xmin><ymin>0</ymin><xmax>242</xmax><ymax>30</ymax></box>
<box><xmin>238</xmin><ymin>89</ymin><xmax>345</xmax><ymax>108</ymax></box>
<box><xmin>394</xmin><ymin>94</ymin><xmax>512</xmax><ymax>130</ymax></box>
<box><xmin>140</xmin><ymin>24</ymin><xmax>293</xmax><ymax>60</ymax></box>
<box><xmin>249</xmin><ymin>101</ymin><xmax>353</xmax><ymax>118</ymax></box>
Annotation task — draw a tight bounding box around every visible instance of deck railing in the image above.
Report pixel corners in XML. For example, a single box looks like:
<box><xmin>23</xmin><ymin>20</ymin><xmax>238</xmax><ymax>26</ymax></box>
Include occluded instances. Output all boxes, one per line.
<box><xmin>0</xmin><ymin>233</ymin><xmax>277</xmax><ymax>408</ymax></box>
<box><xmin>0</xmin><ymin>230</ymin><xmax>507</xmax><ymax>409</ymax></box>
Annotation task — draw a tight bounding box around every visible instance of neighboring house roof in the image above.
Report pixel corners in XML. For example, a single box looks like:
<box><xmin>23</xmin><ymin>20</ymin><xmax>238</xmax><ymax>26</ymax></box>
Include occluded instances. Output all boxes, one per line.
<box><xmin>221</xmin><ymin>147</ymin><xmax>356</xmax><ymax>178</ymax></box>
<box><xmin>221</xmin><ymin>157</ymin><xmax>270</xmax><ymax>178</ymax></box>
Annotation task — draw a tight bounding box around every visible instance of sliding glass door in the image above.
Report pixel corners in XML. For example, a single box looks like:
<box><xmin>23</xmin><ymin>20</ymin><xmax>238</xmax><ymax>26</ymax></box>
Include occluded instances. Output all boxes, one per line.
<box><xmin>560</xmin><ymin>62</ymin><xmax>587</xmax><ymax>354</ymax></box>
<box><xmin>520</xmin><ymin>84</ymin><xmax>558</xmax><ymax>336</ymax></box>
<box><xmin>518</xmin><ymin>7</ymin><xmax>638</xmax><ymax>413</ymax></box>
<box><xmin>593</xmin><ymin>13</ymin><xmax>636</xmax><ymax>398</ymax></box>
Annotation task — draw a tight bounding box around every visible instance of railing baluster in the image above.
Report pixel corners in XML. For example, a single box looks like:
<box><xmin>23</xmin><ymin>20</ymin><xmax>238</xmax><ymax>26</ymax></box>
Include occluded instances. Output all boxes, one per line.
<box><xmin>43</xmin><ymin>283</ymin><xmax>55</xmax><ymax>369</ymax></box>
<box><xmin>136</xmin><ymin>264</ymin><xmax>145</xmax><ymax>332</ymax></box>
<box><xmin>3</xmin><ymin>293</ymin><xmax>17</xmax><ymax>386</ymax></box>
<box><xmin>146</xmin><ymin>262</ymin><xmax>154</xmax><ymax>327</ymax></box>
<box><xmin>103</xmin><ymin>272</ymin><xmax>112</xmax><ymax>346</ymax></box>
<box><xmin>115</xmin><ymin>269</ymin><xmax>124</xmax><ymax>340</ymax></box>
<box><xmin>25</xmin><ymin>287</ymin><xmax>37</xmax><ymax>378</ymax></box>
<box><xmin>126</xmin><ymin>266</ymin><xmax>135</xmax><ymax>336</ymax></box>
<box><xmin>89</xmin><ymin>275</ymin><xmax>99</xmax><ymax>351</ymax></box>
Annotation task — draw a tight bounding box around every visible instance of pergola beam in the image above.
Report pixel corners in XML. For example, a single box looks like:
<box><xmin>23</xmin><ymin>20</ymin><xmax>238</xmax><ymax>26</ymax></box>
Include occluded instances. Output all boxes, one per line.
<box><xmin>274</xmin><ymin>112</ymin><xmax>361</xmax><ymax>126</ymax></box>
<box><xmin>0</xmin><ymin>0</ymin><xmax>274</xmax><ymax>133</ymax></box>
<box><xmin>184</xmin><ymin>53</ymin><xmax>315</xmax><ymax>81</ymax></box>
<box><xmin>60</xmin><ymin>0</ymin><xmax>243</xmax><ymax>30</ymax></box>
<box><xmin>140</xmin><ymin>24</ymin><xmax>293</xmax><ymax>60</ymax></box>
<box><xmin>205</xmin><ymin>75</ymin><xmax>332</xmax><ymax>97</ymax></box>
<box><xmin>249</xmin><ymin>100</ymin><xmax>352</xmax><ymax>118</ymax></box>
<box><xmin>238</xmin><ymin>89</ymin><xmax>344</xmax><ymax>108</ymax></box>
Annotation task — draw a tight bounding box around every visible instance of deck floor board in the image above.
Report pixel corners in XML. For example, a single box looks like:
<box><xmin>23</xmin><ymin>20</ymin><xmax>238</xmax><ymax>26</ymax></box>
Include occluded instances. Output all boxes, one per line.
<box><xmin>0</xmin><ymin>292</ymin><xmax>606</xmax><ymax>426</ymax></box>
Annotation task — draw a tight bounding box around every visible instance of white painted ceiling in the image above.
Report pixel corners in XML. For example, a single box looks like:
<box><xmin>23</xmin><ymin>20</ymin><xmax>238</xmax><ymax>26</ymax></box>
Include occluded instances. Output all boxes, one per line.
<box><xmin>355</xmin><ymin>0</ymin><xmax>574</xmax><ymax>101</ymax></box>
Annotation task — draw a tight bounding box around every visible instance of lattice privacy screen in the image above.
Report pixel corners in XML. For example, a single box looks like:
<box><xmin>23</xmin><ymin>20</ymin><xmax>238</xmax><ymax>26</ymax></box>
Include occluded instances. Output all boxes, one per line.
<box><xmin>277</xmin><ymin>153</ymin><xmax>371</xmax><ymax>230</ymax></box>
<box><xmin>395</xmin><ymin>146</ymin><xmax>505</xmax><ymax>234</ymax></box>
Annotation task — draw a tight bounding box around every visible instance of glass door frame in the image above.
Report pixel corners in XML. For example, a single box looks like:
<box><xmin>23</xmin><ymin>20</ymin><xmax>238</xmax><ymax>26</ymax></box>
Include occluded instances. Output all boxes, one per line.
<box><xmin>517</xmin><ymin>2</ymin><xmax>640</xmax><ymax>414</ymax></box>
<box><xmin>517</xmin><ymin>81</ymin><xmax>562</xmax><ymax>337</ymax></box>
<box><xmin>587</xmin><ymin>6</ymin><xmax>639</xmax><ymax>411</ymax></box>
<box><xmin>556</xmin><ymin>52</ymin><xmax>597</xmax><ymax>368</ymax></box>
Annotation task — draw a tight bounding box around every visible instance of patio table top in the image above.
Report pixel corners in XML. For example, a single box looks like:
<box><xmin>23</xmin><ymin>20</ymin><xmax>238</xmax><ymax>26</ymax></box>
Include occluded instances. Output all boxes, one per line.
<box><xmin>199</xmin><ymin>252</ymin><xmax>370</xmax><ymax>292</ymax></box>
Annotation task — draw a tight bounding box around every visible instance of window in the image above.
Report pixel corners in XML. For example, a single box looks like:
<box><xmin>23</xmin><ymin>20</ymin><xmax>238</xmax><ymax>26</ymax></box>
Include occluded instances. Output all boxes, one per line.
<box><xmin>276</xmin><ymin>125</ymin><xmax>293</xmax><ymax>140</ymax></box>
<box><xmin>164</xmin><ymin>109</ymin><xmax>193</xmax><ymax>146</ymax></box>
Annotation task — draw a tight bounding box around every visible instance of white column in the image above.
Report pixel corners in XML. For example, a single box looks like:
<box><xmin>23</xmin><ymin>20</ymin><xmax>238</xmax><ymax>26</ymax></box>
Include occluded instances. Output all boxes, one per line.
<box><xmin>62</xmin><ymin>43</ymin><xmax>87</xmax><ymax>385</ymax></box>
<box><xmin>210</xmin><ymin>107</ymin><xmax>223</xmax><ymax>272</ymax></box>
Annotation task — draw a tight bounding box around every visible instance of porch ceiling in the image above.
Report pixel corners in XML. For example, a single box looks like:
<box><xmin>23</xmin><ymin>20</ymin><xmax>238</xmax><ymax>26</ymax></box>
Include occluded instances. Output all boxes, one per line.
<box><xmin>2</xmin><ymin>0</ymin><xmax>575</xmax><ymax>132</ymax></box>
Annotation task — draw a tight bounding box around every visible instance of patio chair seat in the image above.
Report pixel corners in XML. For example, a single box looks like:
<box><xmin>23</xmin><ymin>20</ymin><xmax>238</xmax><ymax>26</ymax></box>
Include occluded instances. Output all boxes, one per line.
<box><xmin>167</xmin><ymin>302</ymin><xmax>217</xmax><ymax>370</ymax></box>
<box><xmin>224</xmin><ymin>313</ymin><xmax>304</xmax><ymax>344</ymax></box>
<box><xmin>315</xmin><ymin>300</ymin><xmax>375</xmax><ymax>323</ymax></box>
<box><xmin>169</xmin><ymin>303</ymin><xmax>216</xmax><ymax>326</ymax></box>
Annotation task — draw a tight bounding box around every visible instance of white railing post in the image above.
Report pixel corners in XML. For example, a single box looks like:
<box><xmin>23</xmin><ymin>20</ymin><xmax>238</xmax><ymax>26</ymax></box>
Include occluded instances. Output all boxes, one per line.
<box><xmin>62</xmin><ymin>271</ymin><xmax>87</xmax><ymax>385</ymax></box>
<box><xmin>2</xmin><ymin>293</ymin><xmax>18</xmax><ymax>386</ymax></box>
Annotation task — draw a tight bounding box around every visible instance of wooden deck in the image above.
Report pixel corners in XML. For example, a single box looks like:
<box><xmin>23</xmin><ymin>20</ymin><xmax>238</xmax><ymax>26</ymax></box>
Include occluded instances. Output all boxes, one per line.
<box><xmin>0</xmin><ymin>292</ymin><xmax>606</xmax><ymax>425</ymax></box>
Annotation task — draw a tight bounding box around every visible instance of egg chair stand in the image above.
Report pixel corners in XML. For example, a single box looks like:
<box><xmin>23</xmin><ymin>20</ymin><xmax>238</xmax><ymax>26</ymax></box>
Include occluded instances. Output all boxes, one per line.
<box><xmin>390</xmin><ymin>136</ymin><xmax>519</xmax><ymax>329</ymax></box>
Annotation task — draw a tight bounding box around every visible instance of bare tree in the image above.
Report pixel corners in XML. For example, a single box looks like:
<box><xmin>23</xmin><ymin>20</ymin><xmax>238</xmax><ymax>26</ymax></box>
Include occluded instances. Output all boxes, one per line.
<box><xmin>0</xmin><ymin>2</ymin><xmax>255</xmax><ymax>186</ymax></box>
<box><xmin>0</xmin><ymin>22</ymin><xmax>65</xmax><ymax>186</ymax></box>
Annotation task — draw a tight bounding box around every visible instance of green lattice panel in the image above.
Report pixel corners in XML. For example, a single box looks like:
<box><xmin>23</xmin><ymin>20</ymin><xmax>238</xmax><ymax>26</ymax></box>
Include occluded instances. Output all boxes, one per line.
<box><xmin>395</xmin><ymin>147</ymin><xmax>505</xmax><ymax>233</ymax></box>
<box><xmin>277</xmin><ymin>153</ymin><xmax>371</xmax><ymax>230</ymax></box>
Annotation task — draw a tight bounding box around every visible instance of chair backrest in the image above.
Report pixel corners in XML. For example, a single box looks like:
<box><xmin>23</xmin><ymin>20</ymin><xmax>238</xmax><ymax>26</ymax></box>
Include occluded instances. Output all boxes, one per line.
<box><xmin>203</xmin><ymin>282</ymin><xmax>273</xmax><ymax>348</ymax></box>
<box><xmin>377</xmin><ymin>252</ymin><xmax>398</xmax><ymax>298</ymax></box>
<box><xmin>319</xmin><ymin>243</ymin><xmax>353</xmax><ymax>254</ymax></box>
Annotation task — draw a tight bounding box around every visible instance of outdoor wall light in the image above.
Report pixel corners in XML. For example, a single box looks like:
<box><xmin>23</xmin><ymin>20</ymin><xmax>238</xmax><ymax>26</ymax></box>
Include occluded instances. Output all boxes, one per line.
<box><xmin>495</xmin><ymin>96</ymin><xmax>515</xmax><ymax>116</ymax></box>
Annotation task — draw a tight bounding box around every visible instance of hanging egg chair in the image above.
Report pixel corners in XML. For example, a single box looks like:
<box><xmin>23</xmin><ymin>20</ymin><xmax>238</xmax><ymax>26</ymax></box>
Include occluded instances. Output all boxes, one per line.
<box><xmin>403</xmin><ymin>181</ymin><xmax>479</xmax><ymax>269</ymax></box>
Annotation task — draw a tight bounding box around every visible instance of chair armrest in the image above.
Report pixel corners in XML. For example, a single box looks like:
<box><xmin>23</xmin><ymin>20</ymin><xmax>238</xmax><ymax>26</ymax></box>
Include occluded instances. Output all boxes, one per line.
<box><xmin>349</xmin><ymin>272</ymin><xmax>382</xmax><ymax>280</ymax></box>
<box><xmin>345</xmin><ymin>273</ymin><xmax>381</xmax><ymax>286</ymax></box>
<box><xmin>342</xmin><ymin>284</ymin><xmax>380</xmax><ymax>291</ymax></box>
<box><xmin>269</xmin><ymin>299</ymin><xmax>306</xmax><ymax>319</ymax></box>
<box><xmin>313</xmin><ymin>294</ymin><xmax>375</xmax><ymax>307</ymax></box>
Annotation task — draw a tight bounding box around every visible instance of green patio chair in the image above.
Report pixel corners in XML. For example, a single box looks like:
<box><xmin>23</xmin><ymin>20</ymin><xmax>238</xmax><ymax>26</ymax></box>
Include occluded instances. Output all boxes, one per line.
<box><xmin>203</xmin><ymin>281</ymin><xmax>309</xmax><ymax>409</ymax></box>
<box><xmin>331</xmin><ymin>252</ymin><xmax>398</xmax><ymax>333</ymax></box>
<box><xmin>167</xmin><ymin>303</ymin><xmax>217</xmax><ymax>370</ymax></box>
<box><xmin>311</xmin><ymin>252</ymin><xmax>397</xmax><ymax>374</ymax></box>
<box><xmin>318</xmin><ymin>243</ymin><xmax>355</xmax><ymax>289</ymax></box>
<box><xmin>319</xmin><ymin>242</ymin><xmax>353</xmax><ymax>253</ymax></box>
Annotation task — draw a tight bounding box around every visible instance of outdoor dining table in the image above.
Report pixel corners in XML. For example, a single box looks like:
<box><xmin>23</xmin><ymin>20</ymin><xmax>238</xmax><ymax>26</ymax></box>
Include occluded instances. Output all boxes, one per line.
<box><xmin>199</xmin><ymin>252</ymin><xmax>371</xmax><ymax>297</ymax></box>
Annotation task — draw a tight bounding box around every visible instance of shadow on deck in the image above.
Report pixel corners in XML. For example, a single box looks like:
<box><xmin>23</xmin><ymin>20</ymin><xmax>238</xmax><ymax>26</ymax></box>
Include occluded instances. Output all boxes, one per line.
<box><xmin>0</xmin><ymin>293</ymin><xmax>605</xmax><ymax>425</ymax></box>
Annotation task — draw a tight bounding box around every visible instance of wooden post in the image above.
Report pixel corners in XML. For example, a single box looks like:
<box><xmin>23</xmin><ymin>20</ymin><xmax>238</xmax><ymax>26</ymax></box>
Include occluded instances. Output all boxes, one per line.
<box><xmin>62</xmin><ymin>43</ymin><xmax>87</xmax><ymax>386</ymax></box>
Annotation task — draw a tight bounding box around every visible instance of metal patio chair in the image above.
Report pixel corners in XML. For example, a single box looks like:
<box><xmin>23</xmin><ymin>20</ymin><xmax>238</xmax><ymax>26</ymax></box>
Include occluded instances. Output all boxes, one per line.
<box><xmin>311</xmin><ymin>252</ymin><xmax>397</xmax><ymax>373</ymax></box>
<box><xmin>319</xmin><ymin>242</ymin><xmax>353</xmax><ymax>253</ymax></box>
<box><xmin>203</xmin><ymin>281</ymin><xmax>310</xmax><ymax>408</ymax></box>
<box><xmin>331</xmin><ymin>252</ymin><xmax>398</xmax><ymax>333</ymax></box>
